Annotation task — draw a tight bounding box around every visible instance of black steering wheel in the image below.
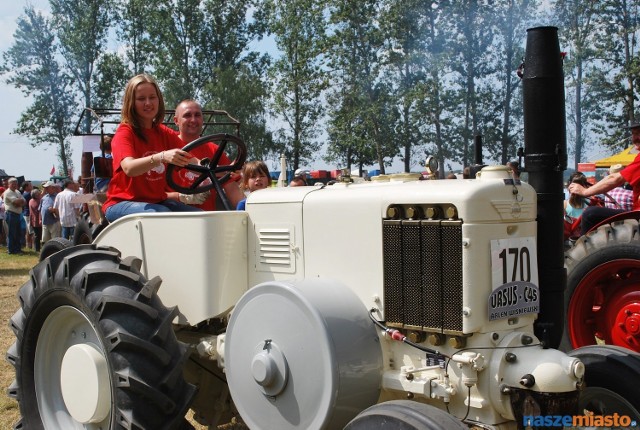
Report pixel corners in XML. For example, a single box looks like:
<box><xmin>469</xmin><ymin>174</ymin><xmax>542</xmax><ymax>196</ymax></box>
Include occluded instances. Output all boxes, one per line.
<box><xmin>166</xmin><ymin>133</ymin><xmax>247</xmax><ymax>210</ymax></box>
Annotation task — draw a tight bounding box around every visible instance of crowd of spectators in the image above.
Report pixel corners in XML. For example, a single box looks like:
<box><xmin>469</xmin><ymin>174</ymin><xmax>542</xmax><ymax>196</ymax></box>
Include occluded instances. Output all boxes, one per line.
<box><xmin>1</xmin><ymin>177</ymin><xmax>82</xmax><ymax>254</ymax></box>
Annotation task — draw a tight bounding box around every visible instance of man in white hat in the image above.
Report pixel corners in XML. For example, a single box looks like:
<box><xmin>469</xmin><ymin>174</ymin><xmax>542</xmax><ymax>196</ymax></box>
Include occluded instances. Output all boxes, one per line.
<box><xmin>40</xmin><ymin>181</ymin><xmax>61</xmax><ymax>245</ymax></box>
<box><xmin>569</xmin><ymin>122</ymin><xmax>640</xmax><ymax>233</ymax></box>
<box><xmin>289</xmin><ymin>169</ymin><xmax>309</xmax><ymax>187</ymax></box>
<box><xmin>604</xmin><ymin>164</ymin><xmax>633</xmax><ymax>211</ymax></box>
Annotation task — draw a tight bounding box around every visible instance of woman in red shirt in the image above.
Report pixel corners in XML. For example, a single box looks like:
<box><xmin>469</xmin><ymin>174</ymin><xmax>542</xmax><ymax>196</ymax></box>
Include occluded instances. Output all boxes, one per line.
<box><xmin>104</xmin><ymin>74</ymin><xmax>204</xmax><ymax>222</ymax></box>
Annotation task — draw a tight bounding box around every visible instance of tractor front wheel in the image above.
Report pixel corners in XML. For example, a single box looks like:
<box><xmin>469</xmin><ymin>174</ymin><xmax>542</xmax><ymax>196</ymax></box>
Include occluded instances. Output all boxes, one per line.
<box><xmin>73</xmin><ymin>217</ymin><xmax>93</xmax><ymax>245</ymax></box>
<box><xmin>344</xmin><ymin>400</ymin><xmax>468</xmax><ymax>430</ymax></box>
<box><xmin>7</xmin><ymin>245</ymin><xmax>195</xmax><ymax>429</ymax></box>
<box><xmin>39</xmin><ymin>237</ymin><xmax>73</xmax><ymax>261</ymax></box>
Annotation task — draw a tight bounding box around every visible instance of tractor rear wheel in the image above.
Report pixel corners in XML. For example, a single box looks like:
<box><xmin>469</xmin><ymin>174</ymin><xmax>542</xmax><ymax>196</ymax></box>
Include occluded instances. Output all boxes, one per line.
<box><xmin>562</xmin><ymin>219</ymin><xmax>640</xmax><ymax>353</ymax></box>
<box><xmin>344</xmin><ymin>400</ymin><xmax>468</xmax><ymax>430</ymax></box>
<box><xmin>7</xmin><ymin>245</ymin><xmax>196</xmax><ymax>429</ymax></box>
<box><xmin>568</xmin><ymin>346</ymin><xmax>640</xmax><ymax>423</ymax></box>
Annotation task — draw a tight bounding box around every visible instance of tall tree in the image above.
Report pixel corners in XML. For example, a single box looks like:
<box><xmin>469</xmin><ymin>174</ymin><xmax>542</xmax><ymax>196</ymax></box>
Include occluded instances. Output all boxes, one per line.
<box><xmin>50</xmin><ymin>0</ymin><xmax>114</xmax><ymax>182</ymax></box>
<box><xmin>555</xmin><ymin>0</ymin><xmax>600</xmax><ymax>169</ymax></box>
<box><xmin>115</xmin><ymin>0</ymin><xmax>156</xmax><ymax>74</ymax></box>
<box><xmin>149</xmin><ymin>0</ymin><xmax>268</xmax><ymax>106</ymax></box>
<box><xmin>200</xmin><ymin>0</ymin><xmax>269</xmax><ymax>71</ymax></box>
<box><xmin>587</xmin><ymin>0</ymin><xmax>640</xmax><ymax>153</ymax></box>
<box><xmin>93</xmin><ymin>52</ymin><xmax>131</xmax><ymax>108</ymax></box>
<box><xmin>149</xmin><ymin>0</ymin><xmax>207</xmax><ymax>105</ymax></box>
<box><xmin>205</xmin><ymin>63</ymin><xmax>276</xmax><ymax>162</ymax></box>
<box><xmin>325</xmin><ymin>89</ymin><xmax>379</xmax><ymax>171</ymax></box>
<box><xmin>142</xmin><ymin>0</ymin><xmax>274</xmax><ymax>162</ymax></box>
<box><xmin>266</xmin><ymin>0</ymin><xmax>327</xmax><ymax>170</ymax></box>
<box><xmin>1</xmin><ymin>6</ymin><xmax>76</xmax><ymax>176</ymax></box>
<box><xmin>490</xmin><ymin>0</ymin><xmax>536</xmax><ymax>165</ymax></box>
<box><xmin>380</xmin><ymin>0</ymin><xmax>429</xmax><ymax>172</ymax></box>
<box><xmin>448</xmin><ymin>0</ymin><xmax>499</xmax><ymax>167</ymax></box>
<box><xmin>199</xmin><ymin>0</ymin><xmax>274</xmax><ymax>162</ymax></box>
<box><xmin>410</xmin><ymin>2</ymin><xmax>462</xmax><ymax>175</ymax></box>
<box><xmin>51</xmin><ymin>0</ymin><xmax>113</xmax><ymax>110</ymax></box>
<box><xmin>325</xmin><ymin>0</ymin><xmax>397</xmax><ymax>173</ymax></box>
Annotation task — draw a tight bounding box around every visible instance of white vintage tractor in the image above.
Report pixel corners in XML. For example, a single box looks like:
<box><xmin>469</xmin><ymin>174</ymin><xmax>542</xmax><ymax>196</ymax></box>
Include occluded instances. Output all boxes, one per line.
<box><xmin>6</xmin><ymin>26</ymin><xmax>640</xmax><ymax>430</ymax></box>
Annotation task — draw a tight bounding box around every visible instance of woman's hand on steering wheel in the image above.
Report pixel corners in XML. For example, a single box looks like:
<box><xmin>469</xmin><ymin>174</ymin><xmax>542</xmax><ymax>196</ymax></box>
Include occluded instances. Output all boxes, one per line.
<box><xmin>162</xmin><ymin>148</ymin><xmax>194</xmax><ymax>167</ymax></box>
<box><xmin>165</xmin><ymin>133</ymin><xmax>247</xmax><ymax>210</ymax></box>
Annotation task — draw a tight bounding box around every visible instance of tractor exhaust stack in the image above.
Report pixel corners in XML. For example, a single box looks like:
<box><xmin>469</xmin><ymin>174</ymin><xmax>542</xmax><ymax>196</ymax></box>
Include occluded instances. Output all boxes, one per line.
<box><xmin>522</xmin><ymin>26</ymin><xmax>567</xmax><ymax>349</ymax></box>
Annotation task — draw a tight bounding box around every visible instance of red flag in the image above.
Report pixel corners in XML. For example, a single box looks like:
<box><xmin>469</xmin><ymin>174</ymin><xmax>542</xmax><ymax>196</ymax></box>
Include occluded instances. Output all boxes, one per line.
<box><xmin>50</xmin><ymin>165</ymin><xmax>55</xmax><ymax>175</ymax></box>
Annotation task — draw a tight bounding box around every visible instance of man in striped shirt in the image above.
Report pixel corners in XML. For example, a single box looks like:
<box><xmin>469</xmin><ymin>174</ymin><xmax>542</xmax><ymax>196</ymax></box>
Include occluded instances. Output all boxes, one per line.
<box><xmin>604</xmin><ymin>164</ymin><xmax>633</xmax><ymax>211</ymax></box>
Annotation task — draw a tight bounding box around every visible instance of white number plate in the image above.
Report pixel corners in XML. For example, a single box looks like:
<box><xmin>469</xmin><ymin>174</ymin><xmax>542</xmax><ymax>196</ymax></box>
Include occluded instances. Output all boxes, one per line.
<box><xmin>488</xmin><ymin>237</ymin><xmax>540</xmax><ymax>321</ymax></box>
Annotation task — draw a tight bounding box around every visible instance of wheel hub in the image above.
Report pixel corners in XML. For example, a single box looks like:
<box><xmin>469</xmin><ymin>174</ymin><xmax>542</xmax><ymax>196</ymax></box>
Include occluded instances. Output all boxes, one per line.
<box><xmin>250</xmin><ymin>341</ymin><xmax>288</xmax><ymax>396</ymax></box>
<box><xmin>35</xmin><ymin>305</ymin><xmax>113</xmax><ymax>428</ymax></box>
<box><xmin>613</xmin><ymin>303</ymin><xmax>640</xmax><ymax>347</ymax></box>
<box><xmin>568</xmin><ymin>259</ymin><xmax>640</xmax><ymax>352</ymax></box>
<box><xmin>60</xmin><ymin>344</ymin><xmax>111</xmax><ymax>423</ymax></box>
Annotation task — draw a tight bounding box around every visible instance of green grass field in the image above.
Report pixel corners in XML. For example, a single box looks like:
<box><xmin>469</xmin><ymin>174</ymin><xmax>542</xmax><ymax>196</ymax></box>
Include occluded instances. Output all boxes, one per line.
<box><xmin>0</xmin><ymin>245</ymin><xmax>38</xmax><ymax>429</ymax></box>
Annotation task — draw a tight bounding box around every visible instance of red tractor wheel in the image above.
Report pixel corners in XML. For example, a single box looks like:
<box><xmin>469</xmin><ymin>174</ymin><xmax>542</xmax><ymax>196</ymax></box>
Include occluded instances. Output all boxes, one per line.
<box><xmin>563</xmin><ymin>219</ymin><xmax>640</xmax><ymax>353</ymax></box>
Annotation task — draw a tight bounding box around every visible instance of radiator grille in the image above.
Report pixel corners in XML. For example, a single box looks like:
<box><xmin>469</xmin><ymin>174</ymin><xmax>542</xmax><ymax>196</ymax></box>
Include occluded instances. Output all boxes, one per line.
<box><xmin>383</xmin><ymin>219</ymin><xmax>463</xmax><ymax>334</ymax></box>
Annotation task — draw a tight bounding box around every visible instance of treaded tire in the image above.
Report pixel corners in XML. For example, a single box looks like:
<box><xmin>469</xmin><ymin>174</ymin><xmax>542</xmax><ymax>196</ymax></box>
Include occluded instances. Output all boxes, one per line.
<box><xmin>561</xmin><ymin>219</ymin><xmax>640</xmax><ymax>352</ymax></box>
<box><xmin>91</xmin><ymin>220</ymin><xmax>108</xmax><ymax>240</ymax></box>
<box><xmin>73</xmin><ymin>218</ymin><xmax>93</xmax><ymax>245</ymax></box>
<box><xmin>7</xmin><ymin>244</ymin><xmax>196</xmax><ymax>429</ymax></box>
<box><xmin>568</xmin><ymin>345</ymin><xmax>640</xmax><ymax>421</ymax></box>
<box><xmin>39</xmin><ymin>237</ymin><xmax>73</xmax><ymax>261</ymax></box>
<box><xmin>344</xmin><ymin>400</ymin><xmax>468</xmax><ymax>430</ymax></box>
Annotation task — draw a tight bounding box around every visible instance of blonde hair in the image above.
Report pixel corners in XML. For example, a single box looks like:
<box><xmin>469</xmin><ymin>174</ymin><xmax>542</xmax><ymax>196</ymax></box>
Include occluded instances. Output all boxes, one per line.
<box><xmin>121</xmin><ymin>74</ymin><xmax>166</xmax><ymax>140</ymax></box>
<box><xmin>240</xmin><ymin>161</ymin><xmax>270</xmax><ymax>192</ymax></box>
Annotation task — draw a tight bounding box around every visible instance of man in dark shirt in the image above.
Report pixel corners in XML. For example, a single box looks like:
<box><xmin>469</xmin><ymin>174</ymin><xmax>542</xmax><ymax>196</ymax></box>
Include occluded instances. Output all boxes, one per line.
<box><xmin>21</xmin><ymin>181</ymin><xmax>33</xmax><ymax>249</ymax></box>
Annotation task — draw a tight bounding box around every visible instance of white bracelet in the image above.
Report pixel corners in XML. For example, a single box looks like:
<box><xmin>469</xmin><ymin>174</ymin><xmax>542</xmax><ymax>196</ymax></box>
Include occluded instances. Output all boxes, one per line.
<box><xmin>160</xmin><ymin>151</ymin><xmax>165</xmax><ymax>163</ymax></box>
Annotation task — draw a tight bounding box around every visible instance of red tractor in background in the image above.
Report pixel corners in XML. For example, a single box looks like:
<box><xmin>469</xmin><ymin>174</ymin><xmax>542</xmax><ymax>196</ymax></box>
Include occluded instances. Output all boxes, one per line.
<box><xmin>563</xmin><ymin>212</ymin><xmax>640</xmax><ymax>353</ymax></box>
